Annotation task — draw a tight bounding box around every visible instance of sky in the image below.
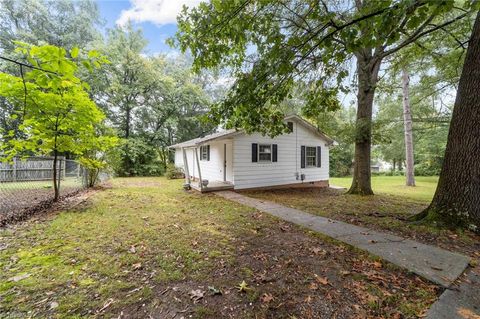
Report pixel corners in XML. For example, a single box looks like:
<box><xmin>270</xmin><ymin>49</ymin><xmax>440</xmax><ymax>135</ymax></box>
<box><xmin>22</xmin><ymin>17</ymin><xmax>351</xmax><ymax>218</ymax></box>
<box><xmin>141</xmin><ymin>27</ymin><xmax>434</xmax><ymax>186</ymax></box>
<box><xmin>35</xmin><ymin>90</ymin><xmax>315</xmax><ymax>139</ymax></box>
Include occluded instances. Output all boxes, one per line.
<box><xmin>97</xmin><ymin>0</ymin><xmax>202</xmax><ymax>55</ymax></box>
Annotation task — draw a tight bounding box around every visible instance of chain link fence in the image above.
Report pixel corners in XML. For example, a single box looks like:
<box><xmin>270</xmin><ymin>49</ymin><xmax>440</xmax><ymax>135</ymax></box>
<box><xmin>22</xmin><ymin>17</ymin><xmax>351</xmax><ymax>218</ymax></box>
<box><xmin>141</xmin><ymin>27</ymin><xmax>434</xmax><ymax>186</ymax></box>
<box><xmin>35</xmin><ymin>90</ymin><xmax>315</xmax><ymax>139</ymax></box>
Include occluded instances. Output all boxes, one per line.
<box><xmin>0</xmin><ymin>156</ymin><xmax>101</xmax><ymax>226</ymax></box>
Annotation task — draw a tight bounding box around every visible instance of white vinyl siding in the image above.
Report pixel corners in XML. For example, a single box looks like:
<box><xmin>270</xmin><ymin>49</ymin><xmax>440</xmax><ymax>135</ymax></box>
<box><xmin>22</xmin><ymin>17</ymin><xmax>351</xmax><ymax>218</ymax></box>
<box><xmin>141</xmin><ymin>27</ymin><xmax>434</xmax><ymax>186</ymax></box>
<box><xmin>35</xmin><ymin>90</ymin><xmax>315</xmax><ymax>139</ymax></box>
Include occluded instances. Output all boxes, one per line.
<box><xmin>174</xmin><ymin>139</ymin><xmax>233</xmax><ymax>183</ymax></box>
<box><xmin>233</xmin><ymin>121</ymin><xmax>329</xmax><ymax>190</ymax></box>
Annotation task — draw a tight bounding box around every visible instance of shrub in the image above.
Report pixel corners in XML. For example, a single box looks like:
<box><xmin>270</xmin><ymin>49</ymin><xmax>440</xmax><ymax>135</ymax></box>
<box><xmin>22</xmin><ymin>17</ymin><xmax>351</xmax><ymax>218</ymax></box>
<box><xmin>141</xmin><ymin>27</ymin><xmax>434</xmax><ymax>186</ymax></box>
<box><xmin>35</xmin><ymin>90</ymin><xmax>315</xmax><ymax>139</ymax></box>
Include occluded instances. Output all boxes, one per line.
<box><xmin>415</xmin><ymin>162</ymin><xmax>441</xmax><ymax>176</ymax></box>
<box><xmin>114</xmin><ymin>138</ymin><xmax>166</xmax><ymax>176</ymax></box>
<box><xmin>166</xmin><ymin>163</ymin><xmax>184</xmax><ymax>179</ymax></box>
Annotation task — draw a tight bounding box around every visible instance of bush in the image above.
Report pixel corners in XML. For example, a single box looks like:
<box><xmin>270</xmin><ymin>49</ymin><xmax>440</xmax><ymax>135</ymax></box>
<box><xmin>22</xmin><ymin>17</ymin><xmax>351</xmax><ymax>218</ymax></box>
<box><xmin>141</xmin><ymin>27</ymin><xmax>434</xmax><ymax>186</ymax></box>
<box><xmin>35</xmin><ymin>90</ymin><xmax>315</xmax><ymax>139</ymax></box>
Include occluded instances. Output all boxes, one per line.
<box><xmin>415</xmin><ymin>162</ymin><xmax>441</xmax><ymax>176</ymax></box>
<box><xmin>166</xmin><ymin>163</ymin><xmax>184</xmax><ymax>179</ymax></box>
<box><xmin>114</xmin><ymin>138</ymin><xmax>166</xmax><ymax>176</ymax></box>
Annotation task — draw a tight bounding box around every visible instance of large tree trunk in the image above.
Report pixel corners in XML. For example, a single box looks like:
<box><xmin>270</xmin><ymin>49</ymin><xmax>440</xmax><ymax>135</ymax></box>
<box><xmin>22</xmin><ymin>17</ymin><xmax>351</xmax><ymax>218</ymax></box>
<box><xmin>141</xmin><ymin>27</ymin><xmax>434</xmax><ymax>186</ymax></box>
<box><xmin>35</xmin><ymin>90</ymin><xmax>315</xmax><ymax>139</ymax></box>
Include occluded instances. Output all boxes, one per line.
<box><xmin>413</xmin><ymin>11</ymin><xmax>480</xmax><ymax>229</ymax></box>
<box><xmin>402</xmin><ymin>69</ymin><xmax>415</xmax><ymax>186</ymax></box>
<box><xmin>348</xmin><ymin>52</ymin><xmax>381</xmax><ymax>195</ymax></box>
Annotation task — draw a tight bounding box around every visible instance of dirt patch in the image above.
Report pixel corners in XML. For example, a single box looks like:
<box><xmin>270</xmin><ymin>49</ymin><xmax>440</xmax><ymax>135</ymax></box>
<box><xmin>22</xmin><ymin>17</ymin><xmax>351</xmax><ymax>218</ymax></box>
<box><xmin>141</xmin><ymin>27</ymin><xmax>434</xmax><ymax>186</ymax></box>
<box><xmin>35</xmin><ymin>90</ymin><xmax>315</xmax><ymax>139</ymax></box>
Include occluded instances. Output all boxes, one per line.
<box><xmin>242</xmin><ymin>187</ymin><xmax>480</xmax><ymax>258</ymax></box>
<box><xmin>112</xmin><ymin>215</ymin><xmax>439</xmax><ymax>319</ymax></box>
<box><xmin>112</xmin><ymin>179</ymin><xmax>164</xmax><ymax>188</ymax></box>
<box><xmin>0</xmin><ymin>186</ymin><xmax>105</xmax><ymax>227</ymax></box>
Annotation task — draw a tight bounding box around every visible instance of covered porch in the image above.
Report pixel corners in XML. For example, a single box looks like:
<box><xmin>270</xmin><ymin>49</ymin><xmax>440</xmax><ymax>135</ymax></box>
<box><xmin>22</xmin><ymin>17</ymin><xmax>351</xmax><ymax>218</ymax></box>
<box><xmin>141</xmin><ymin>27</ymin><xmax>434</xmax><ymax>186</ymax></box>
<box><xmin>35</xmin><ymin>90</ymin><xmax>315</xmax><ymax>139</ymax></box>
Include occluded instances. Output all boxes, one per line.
<box><xmin>181</xmin><ymin>142</ymin><xmax>234</xmax><ymax>193</ymax></box>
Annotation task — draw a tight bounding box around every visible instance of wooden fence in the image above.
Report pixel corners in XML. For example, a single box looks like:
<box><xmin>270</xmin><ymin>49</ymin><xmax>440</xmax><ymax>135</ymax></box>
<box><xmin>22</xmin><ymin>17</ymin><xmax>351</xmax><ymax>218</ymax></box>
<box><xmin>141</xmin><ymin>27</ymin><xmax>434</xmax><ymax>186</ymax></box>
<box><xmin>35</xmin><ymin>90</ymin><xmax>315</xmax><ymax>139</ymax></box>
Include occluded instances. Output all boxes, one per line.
<box><xmin>0</xmin><ymin>157</ymin><xmax>71</xmax><ymax>182</ymax></box>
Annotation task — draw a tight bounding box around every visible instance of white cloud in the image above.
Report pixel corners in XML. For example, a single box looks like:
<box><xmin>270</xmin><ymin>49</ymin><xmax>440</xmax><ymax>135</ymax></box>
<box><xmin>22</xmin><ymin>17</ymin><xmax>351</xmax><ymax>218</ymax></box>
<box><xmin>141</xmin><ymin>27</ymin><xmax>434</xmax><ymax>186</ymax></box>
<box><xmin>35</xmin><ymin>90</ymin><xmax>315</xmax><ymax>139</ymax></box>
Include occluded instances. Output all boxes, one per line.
<box><xmin>116</xmin><ymin>0</ymin><xmax>202</xmax><ymax>26</ymax></box>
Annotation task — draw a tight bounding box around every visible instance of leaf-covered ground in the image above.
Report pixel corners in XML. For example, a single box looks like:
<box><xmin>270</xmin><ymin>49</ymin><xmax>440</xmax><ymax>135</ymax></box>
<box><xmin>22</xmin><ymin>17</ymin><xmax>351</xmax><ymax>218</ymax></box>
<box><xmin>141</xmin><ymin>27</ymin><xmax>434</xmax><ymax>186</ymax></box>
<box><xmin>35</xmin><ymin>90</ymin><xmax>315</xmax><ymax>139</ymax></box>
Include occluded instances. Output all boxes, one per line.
<box><xmin>0</xmin><ymin>177</ymin><xmax>440</xmax><ymax>318</ymax></box>
<box><xmin>243</xmin><ymin>177</ymin><xmax>480</xmax><ymax>258</ymax></box>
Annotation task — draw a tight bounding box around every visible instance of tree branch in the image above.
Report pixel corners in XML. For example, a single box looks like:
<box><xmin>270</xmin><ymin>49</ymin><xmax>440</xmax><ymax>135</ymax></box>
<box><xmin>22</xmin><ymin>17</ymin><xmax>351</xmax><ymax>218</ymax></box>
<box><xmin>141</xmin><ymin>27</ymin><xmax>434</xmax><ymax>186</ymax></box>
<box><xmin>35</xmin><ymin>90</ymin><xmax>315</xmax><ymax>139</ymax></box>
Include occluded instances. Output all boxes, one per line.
<box><xmin>380</xmin><ymin>11</ymin><xmax>470</xmax><ymax>58</ymax></box>
<box><xmin>0</xmin><ymin>56</ymin><xmax>58</xmax><ymax>75</ymax></box>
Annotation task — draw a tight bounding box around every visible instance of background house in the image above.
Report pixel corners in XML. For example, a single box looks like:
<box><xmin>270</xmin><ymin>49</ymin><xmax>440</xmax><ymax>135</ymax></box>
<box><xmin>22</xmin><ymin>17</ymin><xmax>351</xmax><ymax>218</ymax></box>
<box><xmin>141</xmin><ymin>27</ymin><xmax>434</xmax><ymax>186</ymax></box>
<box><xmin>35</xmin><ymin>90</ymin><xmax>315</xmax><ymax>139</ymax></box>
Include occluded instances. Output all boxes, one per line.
<box><xmin>170</xmin><ymin>115</ymin><xmax>335</xmax><ymax>192</ymax></box>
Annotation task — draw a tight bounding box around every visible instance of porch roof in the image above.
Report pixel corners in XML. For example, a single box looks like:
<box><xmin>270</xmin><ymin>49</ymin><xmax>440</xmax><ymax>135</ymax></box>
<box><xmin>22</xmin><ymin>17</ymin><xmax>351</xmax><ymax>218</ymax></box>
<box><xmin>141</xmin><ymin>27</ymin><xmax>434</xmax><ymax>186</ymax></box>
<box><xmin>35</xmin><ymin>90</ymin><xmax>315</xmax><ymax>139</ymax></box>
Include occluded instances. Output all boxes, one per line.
<box><xmin>169</xmin><ymin>129</ymin><xmax>239</xmax><ymax>149</ymax></box>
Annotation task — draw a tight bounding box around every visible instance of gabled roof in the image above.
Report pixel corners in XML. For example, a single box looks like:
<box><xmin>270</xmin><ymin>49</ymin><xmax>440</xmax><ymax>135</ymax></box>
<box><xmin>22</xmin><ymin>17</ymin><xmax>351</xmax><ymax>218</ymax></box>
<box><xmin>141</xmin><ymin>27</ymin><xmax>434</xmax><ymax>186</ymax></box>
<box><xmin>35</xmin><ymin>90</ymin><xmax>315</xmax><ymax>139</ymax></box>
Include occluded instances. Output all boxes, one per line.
<box><xmin>169</xmin><ymin>114</ymin><xmax>335</xmax><ymax>149</ymax></box>
<box><xmin>169</xmin><ymin>129</ymin><xmax>240</xmax><ymax>149</ymax></box>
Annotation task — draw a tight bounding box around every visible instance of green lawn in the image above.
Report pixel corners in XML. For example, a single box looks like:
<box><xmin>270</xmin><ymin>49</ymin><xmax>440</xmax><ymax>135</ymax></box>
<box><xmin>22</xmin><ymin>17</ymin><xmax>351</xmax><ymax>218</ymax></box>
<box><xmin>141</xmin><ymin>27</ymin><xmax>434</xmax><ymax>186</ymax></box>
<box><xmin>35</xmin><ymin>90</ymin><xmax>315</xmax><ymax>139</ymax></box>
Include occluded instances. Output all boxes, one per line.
<box><xmin>244</xmin><ymin>176</ymin><xmax>479</xmax><ymax>256</ymax></box>
<box><xmin>330</xmin><ymin>176</ymin><xmax>439</xmax><ymax>202</ymax></box>
<box><xmin>0</xmin><ymin>177</ymin><xmax>439</xmax><ymax>318</ymax></box>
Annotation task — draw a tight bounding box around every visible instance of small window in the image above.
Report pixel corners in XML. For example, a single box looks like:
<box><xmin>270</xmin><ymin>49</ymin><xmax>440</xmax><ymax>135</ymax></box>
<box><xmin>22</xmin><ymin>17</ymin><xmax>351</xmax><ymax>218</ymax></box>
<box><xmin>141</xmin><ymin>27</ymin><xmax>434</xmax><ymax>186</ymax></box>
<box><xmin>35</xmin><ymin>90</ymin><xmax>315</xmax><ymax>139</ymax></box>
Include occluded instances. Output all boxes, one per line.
<box><xmin>258</xmin><ymin>144</ymin><xmax>272</xmax><ymax>162</ymax></box>
<box><xmin>306</xmin><ymin>146</ymin><xmax>317</xmax><ymax>167</ymax></box>
<box><xmin>200</xmin><ymin>145</ymin><xmax>209</xmax><ymax>161</ymax></box>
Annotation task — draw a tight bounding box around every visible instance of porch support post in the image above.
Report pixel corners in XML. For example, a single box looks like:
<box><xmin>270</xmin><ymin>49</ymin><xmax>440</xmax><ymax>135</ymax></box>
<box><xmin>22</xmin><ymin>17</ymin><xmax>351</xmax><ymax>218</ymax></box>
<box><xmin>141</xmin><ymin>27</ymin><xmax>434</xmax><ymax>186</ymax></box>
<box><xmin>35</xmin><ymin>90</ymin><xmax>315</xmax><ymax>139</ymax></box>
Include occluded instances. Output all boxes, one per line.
<box><xmin>182</xmin><ymin>147</ymin><xmax>191</xmax><ymax>185</ymax></box>
<box><xmin>194</xmin><ymin>147</ymin><xmax>203</xmax><ymax>190</ymax></box>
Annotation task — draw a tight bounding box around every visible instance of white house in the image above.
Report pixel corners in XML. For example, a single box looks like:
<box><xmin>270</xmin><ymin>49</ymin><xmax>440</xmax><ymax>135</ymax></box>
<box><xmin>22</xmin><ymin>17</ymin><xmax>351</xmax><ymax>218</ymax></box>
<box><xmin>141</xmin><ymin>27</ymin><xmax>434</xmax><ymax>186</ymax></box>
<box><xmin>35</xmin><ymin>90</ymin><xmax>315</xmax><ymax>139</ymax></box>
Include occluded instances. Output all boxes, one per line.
<box><xmin>169</xmin><ymin>115</ymin><xmax>335</xmax><ymax>192</ymax></box>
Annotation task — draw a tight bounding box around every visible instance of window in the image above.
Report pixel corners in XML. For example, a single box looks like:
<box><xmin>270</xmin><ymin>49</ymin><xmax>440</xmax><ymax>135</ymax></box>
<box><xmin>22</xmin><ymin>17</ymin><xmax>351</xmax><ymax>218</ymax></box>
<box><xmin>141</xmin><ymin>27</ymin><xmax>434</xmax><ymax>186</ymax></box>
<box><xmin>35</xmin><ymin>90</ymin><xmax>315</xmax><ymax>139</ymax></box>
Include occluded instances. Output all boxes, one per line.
<box><xmin>252</xmin><ymin>143</ymin><xmax>277</xmax><ymax>163</ymax></box>
<box><xmin>258</xmin><ymin>144</ymin><xmax>272</xmax><ymax>162</ymax></box>
<box><xmin>306</xmin><ymin>146</ymin><xmax>317</xmax><ymax>167</ymax></box>
<box><xmin>200</xmin><ymin>145</ymin><xmax>209</xmax><ymax>161</ymax></box>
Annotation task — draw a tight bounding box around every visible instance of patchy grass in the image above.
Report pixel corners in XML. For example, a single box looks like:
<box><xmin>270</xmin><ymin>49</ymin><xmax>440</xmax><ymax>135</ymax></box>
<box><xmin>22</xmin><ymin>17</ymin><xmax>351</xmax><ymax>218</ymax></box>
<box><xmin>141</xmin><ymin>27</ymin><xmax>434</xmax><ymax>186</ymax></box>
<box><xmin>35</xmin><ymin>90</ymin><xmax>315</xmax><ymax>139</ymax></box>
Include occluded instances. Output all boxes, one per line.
<box><xmin>330</xmin><ymin>176</ymin><xmax>439</xmax><ymax>202</ymax></box>
<box><xmin>244</xmin><ymin>176</ymin><xmax>480</xmax><ymax>257</ymax></box>
<box><xmin>0</xmin><ymin>177</ymin><xmax>440</xmax><ymax>318</ymax></box>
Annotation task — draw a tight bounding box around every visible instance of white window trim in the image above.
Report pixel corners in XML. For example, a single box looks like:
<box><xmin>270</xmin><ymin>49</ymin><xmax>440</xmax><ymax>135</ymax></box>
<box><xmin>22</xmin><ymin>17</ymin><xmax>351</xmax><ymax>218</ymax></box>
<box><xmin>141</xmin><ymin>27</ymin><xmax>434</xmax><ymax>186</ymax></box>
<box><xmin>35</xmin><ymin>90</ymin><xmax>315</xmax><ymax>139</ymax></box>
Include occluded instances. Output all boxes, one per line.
<box><xmin>305</xmin><ymin>146</ymin><xmax>317</xmax><ymax>168</ymax></box>
<box><xmin>200</xmin><ymin>145</ymin><xmax>209</xmax><ymax>161</ymax></box>
<box><xmin>258</xmin><ymin>143</ymin><xmax>272</xmax><ymax>163</ymax></box>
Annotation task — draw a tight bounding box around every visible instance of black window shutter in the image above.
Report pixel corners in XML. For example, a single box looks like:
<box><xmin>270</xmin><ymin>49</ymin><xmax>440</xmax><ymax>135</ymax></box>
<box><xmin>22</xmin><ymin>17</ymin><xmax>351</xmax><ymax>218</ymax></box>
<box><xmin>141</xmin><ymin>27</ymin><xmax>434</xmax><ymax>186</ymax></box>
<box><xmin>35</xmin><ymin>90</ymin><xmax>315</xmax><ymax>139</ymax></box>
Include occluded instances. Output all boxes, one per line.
<box><xmin>300</xmin><ymin>146</ymin><xmax>306</xmax><ymax>168</ymax></box>
<box><xmin>316</xmin><ymin>146</ymin><xmax>321</xmax><ymax>167</ymax></box>
<box><xmin>272</xmin><ymin>144</ymin><xmax>278</xmax><ymax>162</ymax></box>
<box><xmin>252</xmin><ymin>143</ymin><xmax>258</xmax><ymax>162</ymax></box>
<box><xmin>207</xmin><ymin>145</ymin><xmax>210</xmax><ymax>161</ymax></box>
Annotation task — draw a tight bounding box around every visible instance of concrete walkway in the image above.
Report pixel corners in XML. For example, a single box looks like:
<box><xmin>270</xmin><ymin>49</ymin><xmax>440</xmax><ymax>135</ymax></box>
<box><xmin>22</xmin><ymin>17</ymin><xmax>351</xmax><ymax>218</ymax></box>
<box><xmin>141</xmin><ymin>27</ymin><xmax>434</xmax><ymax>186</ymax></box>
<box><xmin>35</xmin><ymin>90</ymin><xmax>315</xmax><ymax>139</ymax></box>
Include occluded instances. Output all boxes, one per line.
<box><xmin>215</xmin><ymin>191</ymin><xmax>477</xmax><ymax>318</ymax></box>
<box><xmin>215</xmin><ymin>191</ymin><xmax>470</xmax><ymax>288</ymax></box>
<box><xmin>425</xmin><ymin>266</ymin><xmax>480</xmax><ymax>318</ymax></box>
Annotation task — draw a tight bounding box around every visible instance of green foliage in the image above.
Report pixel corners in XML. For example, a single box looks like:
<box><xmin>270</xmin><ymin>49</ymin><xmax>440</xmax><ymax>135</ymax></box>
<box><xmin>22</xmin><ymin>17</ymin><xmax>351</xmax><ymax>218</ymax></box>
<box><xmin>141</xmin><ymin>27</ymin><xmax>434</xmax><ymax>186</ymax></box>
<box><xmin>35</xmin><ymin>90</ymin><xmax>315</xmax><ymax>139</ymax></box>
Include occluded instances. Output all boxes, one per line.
<box><xmin>172</xmin><ymin>0</ymin><xmax>473</xmax><ymax>135</ymax></box>
<box><xmin>0</xmin><ymin>43</ymin><xmax>109</xmax><ymax>159</ymax></box>
<box><xmin>0</xmin><ymin>0</ymin><xmax>102</xmax><ymax>52</ymax></box>
<box><xmin>114</xmin><ymin>138</ymin><xmax>165</xmax><ymax>177</ymax></box>
<box><xmin>88</xmin><ymin>26</ymin><xmax>216</xmax><ymax>176</ymax></box>
<box><xmin>165</xmin><ymin>163</ymin><xmax>184</xmax><ymax>180</ymax></box>
<box><xmin>303</xmin><ymin>105</ymin><xmax>356</xmax><ymax>177</ymax></box>
<box><xmin>79</xmin><ymin>126</ymin><xmax>119</xmax><ymax>187</ymax></box>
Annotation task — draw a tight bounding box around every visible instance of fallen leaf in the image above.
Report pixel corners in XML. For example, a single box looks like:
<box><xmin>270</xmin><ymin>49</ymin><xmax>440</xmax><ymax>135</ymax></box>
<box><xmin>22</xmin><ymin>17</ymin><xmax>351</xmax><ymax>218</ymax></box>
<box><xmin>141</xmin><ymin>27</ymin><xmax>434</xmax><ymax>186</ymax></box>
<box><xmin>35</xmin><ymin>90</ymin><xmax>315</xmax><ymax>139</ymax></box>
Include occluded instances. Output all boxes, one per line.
<box><xmin>208</xmin><ymin>286</ymin><xmax>222</xmax><ymax>295</ymax></box>
<box><xmin>315</xmin><ymin>275</ymin><xmax>329</xmax><ymax>285</ymax></box>
<box><xmin>132</xmin><ymin>263</ymin><xmax>142</xmax><ymax>270</ymax></box>
<box><xmin>311</xmin><ymin>247</ymin><xmax>326</xmax><ymax>255</ymax></box>
<box><xmin>309</xmin><ymin>282</ymin><xmax>318</xmax><ymax>290</ymax></box>
<box><xmin>373</xmin><ymin>261</ymin><xmax>382</xmax><ymax>269</ymax></box>
<box><xmin>340</xmin><ymin>270</ymin><xmax>351</xmax><ymax>276</ymax></box>
<box><xmin>237</xmin><ymin>280</ymin><xmax>251</xmax><ymax>292</ymax></box>
<box><xmin>260</xmin><ymin>293</ymin><xmax>274</xmax><ymax>303</ymax></box>
<box><xmin>189</xmin><ymin>289</ymin><xmax>205</xmax><ymax>302</ymax></box>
